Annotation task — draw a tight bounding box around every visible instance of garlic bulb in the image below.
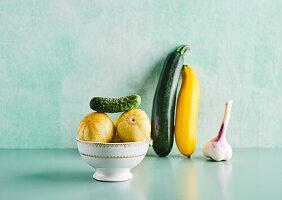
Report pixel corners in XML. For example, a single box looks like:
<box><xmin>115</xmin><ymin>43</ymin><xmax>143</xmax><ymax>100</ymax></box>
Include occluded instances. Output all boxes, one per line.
<box><xmin>203</xmin><ymin>100</ymin><xmax>233</xmax><ymax>161</ymax></box>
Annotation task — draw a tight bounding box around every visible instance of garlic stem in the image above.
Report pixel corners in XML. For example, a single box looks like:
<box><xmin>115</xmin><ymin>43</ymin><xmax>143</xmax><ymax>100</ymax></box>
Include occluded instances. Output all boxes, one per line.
<box><xmin>217</xmin><ymin>100</ymin><xmax>233</xmax><ymax>141</ymax></box>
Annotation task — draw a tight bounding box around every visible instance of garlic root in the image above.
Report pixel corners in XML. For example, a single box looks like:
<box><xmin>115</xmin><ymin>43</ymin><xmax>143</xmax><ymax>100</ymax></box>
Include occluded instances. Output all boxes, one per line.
<box><xmin>202</xmin><ymin>100</ymin><xmax>233</xmax><ymax>161</ymax></box>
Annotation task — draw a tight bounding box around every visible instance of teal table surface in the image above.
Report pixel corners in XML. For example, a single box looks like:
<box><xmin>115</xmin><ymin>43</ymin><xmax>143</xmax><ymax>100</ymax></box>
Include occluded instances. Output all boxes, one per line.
<box><xmin>1</xmin><ymin>148</ymin><xmax>282</xmax><ymax>200</ymax></box>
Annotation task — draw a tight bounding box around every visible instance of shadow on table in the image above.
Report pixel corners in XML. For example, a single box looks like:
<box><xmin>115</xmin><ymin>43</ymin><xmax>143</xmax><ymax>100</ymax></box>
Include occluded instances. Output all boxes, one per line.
<box><xmin>18</xmin><ymin>170</ymin><xmax>93</xmax><ymax>183</ymax></box>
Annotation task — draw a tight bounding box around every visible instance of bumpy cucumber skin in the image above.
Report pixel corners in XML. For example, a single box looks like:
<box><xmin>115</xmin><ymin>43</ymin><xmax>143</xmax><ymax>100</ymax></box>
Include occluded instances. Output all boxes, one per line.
<box><xmin>90</xmin><ymin>95</ymin><xmax>141</xmax><ymax>113</ymax></box>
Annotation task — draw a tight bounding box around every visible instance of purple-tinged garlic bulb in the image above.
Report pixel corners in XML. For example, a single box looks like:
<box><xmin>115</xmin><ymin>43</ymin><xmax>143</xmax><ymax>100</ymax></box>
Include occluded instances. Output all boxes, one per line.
<box><xmin>203</xmin><ymin>100</ymin><xmax>233</xmax><ymax>161</ymax></box>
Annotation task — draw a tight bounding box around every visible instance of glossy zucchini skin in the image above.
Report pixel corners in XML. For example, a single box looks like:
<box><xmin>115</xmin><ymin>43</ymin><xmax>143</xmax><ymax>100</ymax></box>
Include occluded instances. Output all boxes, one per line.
<box><xmin>151</xmin><ymin>45</ymin><xmax>189</xmax><ymax>157</ymax></box>
<box><xmin>90</xmin><ymin>94</ymin><xmax>141</xmax><ymax>113</ymax></box>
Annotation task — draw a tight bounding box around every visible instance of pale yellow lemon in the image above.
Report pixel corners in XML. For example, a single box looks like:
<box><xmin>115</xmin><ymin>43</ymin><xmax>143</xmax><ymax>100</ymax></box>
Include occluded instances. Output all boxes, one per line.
<box><xmin>116</xmin><ymin>109</ymin><xmax>151</xmax><ymax>142</ymax></box>
<box><xmin>78</xmin><ymin>112</ymin><xmax>115</xmax><ymax>142</ymax></box>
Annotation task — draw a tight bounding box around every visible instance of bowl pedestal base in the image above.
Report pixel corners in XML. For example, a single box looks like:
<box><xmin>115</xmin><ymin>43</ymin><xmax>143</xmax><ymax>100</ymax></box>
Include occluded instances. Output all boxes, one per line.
<box><xmin>93</xmin><ymin>168</ymin><xmax>133</xmax><ymax>182</ymax></box>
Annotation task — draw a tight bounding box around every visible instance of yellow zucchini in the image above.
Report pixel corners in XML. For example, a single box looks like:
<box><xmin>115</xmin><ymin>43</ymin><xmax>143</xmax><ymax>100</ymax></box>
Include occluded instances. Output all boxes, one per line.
<box><xmin>175</xmin><ymin>65</ymin><xmax>200</xmax><ymax>157</ymax></box>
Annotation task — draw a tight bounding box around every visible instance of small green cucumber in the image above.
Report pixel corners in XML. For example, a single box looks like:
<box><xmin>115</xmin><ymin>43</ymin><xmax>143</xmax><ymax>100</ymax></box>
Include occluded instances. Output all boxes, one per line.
<box><xmin>90</xmin><ymin>94</ymin><xmax>141</xmax><ymax>113</ymax></box>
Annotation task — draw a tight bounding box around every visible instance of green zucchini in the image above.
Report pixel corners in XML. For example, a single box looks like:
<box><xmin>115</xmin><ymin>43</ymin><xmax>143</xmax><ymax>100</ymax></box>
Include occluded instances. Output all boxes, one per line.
<box><xmin>151</xmin><ymin>45</ymin><xmax>189</xmax><ymax>157</ymax></box>
<box><xmin>90</xmin><ymin>94</ymin><xmax>141</xmax><ymax>113</ymax></box>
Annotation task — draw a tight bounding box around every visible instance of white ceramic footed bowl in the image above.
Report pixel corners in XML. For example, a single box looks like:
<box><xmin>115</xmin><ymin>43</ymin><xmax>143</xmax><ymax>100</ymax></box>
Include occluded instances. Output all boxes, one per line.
<box><xmin>77</xmin><ymin>137</ymin><xmax>150</xmax><ymax>182</ymax></box>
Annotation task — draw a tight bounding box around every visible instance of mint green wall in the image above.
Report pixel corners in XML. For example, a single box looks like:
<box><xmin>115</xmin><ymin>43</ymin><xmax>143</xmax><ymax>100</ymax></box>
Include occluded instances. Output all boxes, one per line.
<box><xmin>0</xmin><ymin>0</ymin><xmax>281</xmax><ymax>148</ymax></box>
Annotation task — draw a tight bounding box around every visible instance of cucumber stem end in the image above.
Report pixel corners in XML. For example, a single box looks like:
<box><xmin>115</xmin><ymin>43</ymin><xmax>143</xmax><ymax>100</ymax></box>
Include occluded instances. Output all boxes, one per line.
<box><xmin>176</xmin><ymin>45</ymin><xmax>190</xmax><ymax>56</ymax></box>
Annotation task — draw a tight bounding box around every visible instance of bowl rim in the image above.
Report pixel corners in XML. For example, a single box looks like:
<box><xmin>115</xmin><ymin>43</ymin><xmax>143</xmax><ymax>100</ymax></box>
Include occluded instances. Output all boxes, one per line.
<box><xmin>76</xmin><ymin>137</ymin><xmax>151</xmax><ymax>145</ymax></box>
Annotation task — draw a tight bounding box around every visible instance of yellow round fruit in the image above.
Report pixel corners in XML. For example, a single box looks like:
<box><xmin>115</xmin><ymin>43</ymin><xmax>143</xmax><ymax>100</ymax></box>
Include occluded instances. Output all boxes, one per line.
<box><xmin>78</xmin><ymin>112</ymin><xmax>115</xmax><ymax>142</ymax></box>
<box><xmin>113</xmin><ymin>117</ymin><xmax>119</xmax><ymax>127</ymax></box>
<box><xmin>116</xmin><ymin>109</ymin><xmax>151</xmax><ymax>142</ymax></box>
<box><xmin>111</xmin><ymin>117</ymin><xmax>122</xmax><ymax>143</ymax></box>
